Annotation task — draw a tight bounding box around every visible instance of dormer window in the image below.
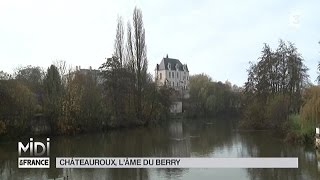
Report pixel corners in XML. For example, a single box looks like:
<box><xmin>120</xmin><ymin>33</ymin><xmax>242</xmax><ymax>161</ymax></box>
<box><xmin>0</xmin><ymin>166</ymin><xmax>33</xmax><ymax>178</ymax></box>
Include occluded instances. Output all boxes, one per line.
<box><xmin>175</xmin><ymin>64</ymin><xmax>179</xmax><ymax>71</ymax></box>
<box><xmin>168</xmin><ymin>63</ymin><xmax>171</xmax><ymax>70</ymax></box>
<box><xmin>183</xmin><ymin>65</ymin><xmax>186</xmax><ymax>71</ymax></box>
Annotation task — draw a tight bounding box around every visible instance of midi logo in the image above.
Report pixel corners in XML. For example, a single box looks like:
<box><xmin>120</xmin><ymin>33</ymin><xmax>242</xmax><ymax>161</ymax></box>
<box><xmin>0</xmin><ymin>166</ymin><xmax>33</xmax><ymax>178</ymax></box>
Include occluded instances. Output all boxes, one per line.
<box><xmin>18</xmin><ymin>138</ymin><xmax>50</xmax><ymax>168</ymax></box>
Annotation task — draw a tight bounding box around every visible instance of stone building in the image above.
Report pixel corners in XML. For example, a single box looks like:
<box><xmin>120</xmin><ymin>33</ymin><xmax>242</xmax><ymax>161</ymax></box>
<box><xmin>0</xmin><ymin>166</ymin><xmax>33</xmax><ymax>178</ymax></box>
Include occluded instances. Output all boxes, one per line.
<box><xmin>155</xmin><ymin>55</ymin><xmax>190</xmax><ymax>113</ymax></box>
<box><xmin>155</xmin><ymin>55</ymin><xmax>189</xmax><ymax>94</ymax></box>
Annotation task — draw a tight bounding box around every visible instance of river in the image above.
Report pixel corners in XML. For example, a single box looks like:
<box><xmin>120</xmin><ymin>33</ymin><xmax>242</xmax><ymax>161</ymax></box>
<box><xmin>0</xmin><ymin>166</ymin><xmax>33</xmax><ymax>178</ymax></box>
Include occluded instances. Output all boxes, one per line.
<box><xmin>0</xmin><ymin>119</ymin><xmax>320</xmax><ymax>180</ymax></box>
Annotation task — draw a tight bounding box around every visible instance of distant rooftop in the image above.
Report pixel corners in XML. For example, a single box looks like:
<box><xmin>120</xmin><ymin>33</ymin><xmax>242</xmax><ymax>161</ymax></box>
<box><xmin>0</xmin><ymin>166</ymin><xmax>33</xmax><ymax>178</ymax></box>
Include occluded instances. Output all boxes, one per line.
<box><xmin>156</xmin><ymin>55</ymin><xmax>188</xmax><ymax>72</ymax></box>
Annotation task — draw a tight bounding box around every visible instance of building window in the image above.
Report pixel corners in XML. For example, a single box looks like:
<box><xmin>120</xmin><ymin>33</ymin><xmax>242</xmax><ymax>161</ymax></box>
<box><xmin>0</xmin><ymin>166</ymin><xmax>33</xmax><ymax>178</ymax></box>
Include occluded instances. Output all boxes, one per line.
<box><xmin>172</xmin><ymin>82</ymin><xmax>174</xmax><ymax>87</ymax></box>
<box><xmin>169</xmin><ymin>72</ymin><xmax>171</xmax><ymax>78</ymax></box>
<box><xmin>177</xmin><ymin>82</ymin><xmax>178</xmax><ymax>86</ymax></box>
<box><xmin>160</xmin><ymin>73</ymin><xmax>162</xmax><ymax>80</ymax></box>
<box><xmin>172</xmin><ymin>72</ymin><xmax>174</xmax><ymax>78</ymax></box>
<box><xmin>177</xmin><ymin>72</ymin><xmax>179</xmax><ymax>78</ymax></box>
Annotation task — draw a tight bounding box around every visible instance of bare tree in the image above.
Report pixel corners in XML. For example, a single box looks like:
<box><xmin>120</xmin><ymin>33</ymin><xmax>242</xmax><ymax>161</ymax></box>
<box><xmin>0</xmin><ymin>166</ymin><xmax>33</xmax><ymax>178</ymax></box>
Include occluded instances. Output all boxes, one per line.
<box><xmin>54</xmin><ymin>60</ymin><xmax>67</xmax><ymax>85</ymax></box>
<box><xmin>114</xmin><ymin>16</ymin><xmax>125</xmax><ymax>66</ymax></box>
<box><xmin>54</xmin><ymin>60</ymin><xmax>67</xmax><ymax>76</ymax></box>
<box><xmin>126</xmin><ymin>7</ymin><xmax>148</xmax><ymax>121</ymax></box>
<box><xmin>0</xmin><ymin>71</ymin><xmax>11</xmax><ymax>80</ymax></box>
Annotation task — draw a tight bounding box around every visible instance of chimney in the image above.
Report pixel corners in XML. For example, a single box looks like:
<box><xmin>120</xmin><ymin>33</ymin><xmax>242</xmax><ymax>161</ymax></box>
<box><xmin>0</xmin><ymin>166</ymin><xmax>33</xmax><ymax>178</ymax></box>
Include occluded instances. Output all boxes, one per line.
<box><xmin>89</xmin><ymin>66</ymin><xmax>92</xmax><ymax>70</ymax></box>
<box><xmin>76</xmin><ymin>66</ymin><xmax>78</xmax><ymax>71</ymax></box>
<box><xmin>166</xmin><ymin>54</ymin><xmax>168</xmax><ymax>58</ymax></box>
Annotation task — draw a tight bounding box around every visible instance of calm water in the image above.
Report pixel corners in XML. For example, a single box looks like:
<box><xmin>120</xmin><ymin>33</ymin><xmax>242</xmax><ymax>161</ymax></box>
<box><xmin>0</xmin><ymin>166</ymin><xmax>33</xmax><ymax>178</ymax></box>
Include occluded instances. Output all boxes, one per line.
<box><xmin>0</xmin><ymin>119</ymin><xmax>320</xmax><ymax>180</ymax></box>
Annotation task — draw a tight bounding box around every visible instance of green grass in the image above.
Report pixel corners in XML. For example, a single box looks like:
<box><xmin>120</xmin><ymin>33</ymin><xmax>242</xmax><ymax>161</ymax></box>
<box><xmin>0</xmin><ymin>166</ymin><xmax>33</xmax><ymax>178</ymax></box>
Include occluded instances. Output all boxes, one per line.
<box><xmin>289</xmin><ymin>114</ymin><xmax>301</xmax><ymax>132</ymax></box>
<box><xmin>287</xmin><ymin>114</ymin><xmax>315</xmax><ymax>144</ymax></box>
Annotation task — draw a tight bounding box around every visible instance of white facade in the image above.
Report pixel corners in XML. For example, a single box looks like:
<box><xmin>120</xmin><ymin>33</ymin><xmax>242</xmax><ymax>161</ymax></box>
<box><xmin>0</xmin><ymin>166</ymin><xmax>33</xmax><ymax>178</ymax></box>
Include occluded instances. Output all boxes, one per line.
<box><xmin>170</xmin><ymin>101</ymin><xmax>183</xmax><ymax>113</ymax></box>
<box><xmin>155</xmin><ymin>56</ymin><xmax>189</xmax><ymax>92</ymax></box>
<box><xmin>156</xmin><ymin>70</ymin><xmax>189</xmax><ymax>90</ymax></box>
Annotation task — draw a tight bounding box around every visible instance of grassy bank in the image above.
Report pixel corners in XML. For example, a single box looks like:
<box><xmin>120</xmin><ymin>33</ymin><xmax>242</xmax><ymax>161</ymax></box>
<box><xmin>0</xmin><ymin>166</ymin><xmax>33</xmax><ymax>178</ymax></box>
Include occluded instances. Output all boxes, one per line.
<box><xmin>285</xmin><ymin>114</ymin><xmax>315</xmax><ymax>145</ymax></box>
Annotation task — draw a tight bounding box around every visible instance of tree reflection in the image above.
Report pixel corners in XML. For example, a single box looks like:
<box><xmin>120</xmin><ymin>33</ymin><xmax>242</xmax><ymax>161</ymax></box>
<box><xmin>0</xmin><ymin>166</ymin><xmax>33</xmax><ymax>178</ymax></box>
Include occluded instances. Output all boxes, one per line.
<box><xmin>1</xmin><ymin>119</ymin><xmax>320</xmax><ymax>179</ymax></box>
<box><xmin>239</xmin><ymin>131</ymin><xmax>320</xmax><ymax>180</ymax></box>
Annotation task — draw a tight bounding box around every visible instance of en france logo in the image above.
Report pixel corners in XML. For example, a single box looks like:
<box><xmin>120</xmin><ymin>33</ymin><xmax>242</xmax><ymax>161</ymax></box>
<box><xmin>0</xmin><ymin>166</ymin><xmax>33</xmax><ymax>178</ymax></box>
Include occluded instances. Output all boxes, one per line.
<box><xmin>18</xmin><ymin>138</ymin><xmax>50</xmax><ymax>168</ymax></box>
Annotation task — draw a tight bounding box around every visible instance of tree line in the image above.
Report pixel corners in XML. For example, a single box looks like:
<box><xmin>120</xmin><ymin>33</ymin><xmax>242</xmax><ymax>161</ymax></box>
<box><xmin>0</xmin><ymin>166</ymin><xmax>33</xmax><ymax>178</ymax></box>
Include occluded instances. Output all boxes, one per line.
<box><xmin>241</xmin><ymin>39</ymin><xmax>320</xmax><ymax>143</ymax></box>
<box><xmin>0</xmin><ymin>7</ymin><xmax>173</xmax><ymax>137</ymax></box>
<box><xmin>241</xmin><ymin>40</ymin><xmax>309</xmax><ymax>129</ymax></box>
<box><xmin>185</xmin><ymin>73</ymin><xmax>242</xmax><ymax>118</ymax></box>
<box><xmin>0</xmin><ymin>6</ymin><xmax>319</xmax><ymax>143</ymax></box>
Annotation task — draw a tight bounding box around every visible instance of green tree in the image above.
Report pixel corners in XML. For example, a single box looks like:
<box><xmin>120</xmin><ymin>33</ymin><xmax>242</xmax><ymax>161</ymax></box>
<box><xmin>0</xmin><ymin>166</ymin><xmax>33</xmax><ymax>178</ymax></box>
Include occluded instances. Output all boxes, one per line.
<box><xmin>300</xmin><ymin>86</ymin><xmax>320</xmax><ymax>128</ymax></box>
<box><xmin>242</xmin><ymin>40</ymin><xmax>309</xmax><ymax>129</ymax></box>
<box><xmin>43</xmin><ymin>65</ymin><xmax>63</xmax><ymax>131</ymax></box>
<box><xmin>100</xmin><ymin>56</ymin><xmax>133</xmax><ymax>125</ymax></box>
<box><xmin>0</xmin><ymin>80</ymin><xmax>37</xmax><ymax>135</ymax></box>
<box><xmin>186</xmin><ymin>74</ymin><xmax>241</xmax><ymax>118</ymax></box>
<box><xmin>15</xmin><ymin>66</ymin><xmax>44</xmax><ymax>93</ymax></box>
<box><xmin>59</xmin><ymin>69</ymin><xmax>106</xmax><ymax>134</ymax></box>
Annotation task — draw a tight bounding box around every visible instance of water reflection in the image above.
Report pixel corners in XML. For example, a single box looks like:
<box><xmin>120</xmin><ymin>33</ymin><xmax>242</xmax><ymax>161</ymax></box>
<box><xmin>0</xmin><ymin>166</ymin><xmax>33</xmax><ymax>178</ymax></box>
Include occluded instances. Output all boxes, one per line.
<box><xmin>317</xmin><ymin>150</ymin><xmax>320</xmax><ymax>172</ymax></box>
<box><xmin>0</xmin><ymin>119</ymin><xmax>320</xmax><ymax>179</ymax></box>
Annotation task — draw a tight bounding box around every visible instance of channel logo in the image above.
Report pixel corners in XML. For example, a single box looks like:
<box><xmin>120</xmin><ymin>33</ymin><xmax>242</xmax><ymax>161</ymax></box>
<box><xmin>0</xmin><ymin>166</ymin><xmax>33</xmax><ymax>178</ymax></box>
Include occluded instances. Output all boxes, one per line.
<box><xmin>18</xmin><ymin>138</ymin><xmax>50</xmax><ymax>168</ymax></box>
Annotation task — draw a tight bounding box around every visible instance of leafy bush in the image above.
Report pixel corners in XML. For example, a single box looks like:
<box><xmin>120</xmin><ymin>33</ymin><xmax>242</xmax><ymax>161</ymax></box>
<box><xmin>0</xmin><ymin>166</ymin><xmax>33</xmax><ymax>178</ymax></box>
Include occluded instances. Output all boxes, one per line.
<box><xmin>241</xmin><ymin>99</ymin><xmax>266</xmax><ymax>129</ymax></box>
<box><xmin>288</xmin><ymin>114</ymin><xmax>301</xmax><ymax>131</ymax></box>
<box><xmin>285</xmin><ymin>114</ymin><xmax>315</xmax><ymax>144</ymax></box>
<box><xmin>300</xmin><ymin>86</ymin><xmax>320</xmax><ymax>128</ymax></box>
<box><xmin>265</xmin><ymin>94</ymin><xmax>290</xmax><ymax>129</ymax></box>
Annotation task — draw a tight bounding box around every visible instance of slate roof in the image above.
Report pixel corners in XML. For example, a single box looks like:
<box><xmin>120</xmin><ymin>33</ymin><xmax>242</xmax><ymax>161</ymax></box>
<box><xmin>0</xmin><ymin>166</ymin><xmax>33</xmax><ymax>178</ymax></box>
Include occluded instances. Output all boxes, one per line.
<box><xmin>156</xmin><ymin>57</ymin><xmax>189</xmax><ymax>72</ymax></box>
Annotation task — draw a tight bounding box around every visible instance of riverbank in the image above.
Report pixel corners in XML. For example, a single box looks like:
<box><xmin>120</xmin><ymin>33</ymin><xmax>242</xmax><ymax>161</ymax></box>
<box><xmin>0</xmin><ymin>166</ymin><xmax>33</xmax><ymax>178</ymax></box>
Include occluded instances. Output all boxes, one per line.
<box><xmin>0</xmin><ymin>115</ymin><xmax>173</xmax><ymax>142</ymax></box>
<box><xmin>239</xmin><ymin>114</ymin><xmax>315</xmax><ymax>146</ymax></box>
<box><xmin>1</xmin><ymin>119</ymin><xmax>320</xmax><ymax>179</ymax></box>
<box><xmin>284</xmin><ymin>114</ymin><xmax>315</xmax><ymax>145</ymax></box>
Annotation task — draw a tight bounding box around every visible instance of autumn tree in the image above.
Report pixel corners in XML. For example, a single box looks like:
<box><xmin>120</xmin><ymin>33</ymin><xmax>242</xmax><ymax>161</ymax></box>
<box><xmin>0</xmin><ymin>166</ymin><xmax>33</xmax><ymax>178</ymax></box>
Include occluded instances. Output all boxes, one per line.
<box><xmin>14</xmin><ymin>66</ymin><xmax>44</xmax><ymax>105</ymax></box>
<box><xmin>0</xmin><ymin>80</ymin><xmax>37</xmax><ymax>134</ymax></box>
<box><xmin>186</xmin><ymin>74</ymin><xmax>241</xmax><ymax>118</ymax></box>
<box><xmin>242</xmin><ymin>40</ymin><xmax>309</xmax><ymax>129</ymax></box>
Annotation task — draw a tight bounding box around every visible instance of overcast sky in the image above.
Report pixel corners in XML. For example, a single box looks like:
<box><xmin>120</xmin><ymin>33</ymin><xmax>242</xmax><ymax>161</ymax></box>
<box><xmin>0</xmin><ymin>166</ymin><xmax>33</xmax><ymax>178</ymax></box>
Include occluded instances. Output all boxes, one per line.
<box><xmin>0</xmin><ymin>0</ymin><xmax>319</xmax><ymax>86</ymax></box>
